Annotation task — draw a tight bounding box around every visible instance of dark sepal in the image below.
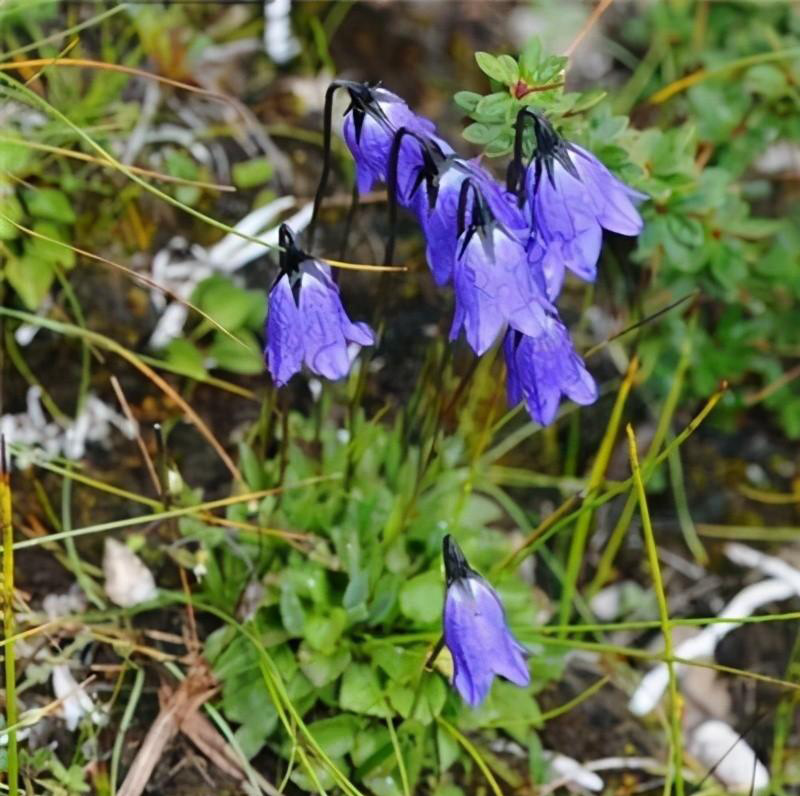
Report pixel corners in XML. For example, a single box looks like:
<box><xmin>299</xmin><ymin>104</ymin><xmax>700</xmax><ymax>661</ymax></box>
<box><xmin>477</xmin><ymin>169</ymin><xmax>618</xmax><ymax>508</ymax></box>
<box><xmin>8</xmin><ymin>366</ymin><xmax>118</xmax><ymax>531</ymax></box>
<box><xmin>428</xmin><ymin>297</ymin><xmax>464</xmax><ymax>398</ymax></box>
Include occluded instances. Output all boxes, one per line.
<box><xmin>307</xmin><ymin>79</ymin><xmax>380</xmax><ymax>251</ymax></box>
<box><xmin>507</xmin><ymin>108</ymin><xmax>580</xmax><ymax>205</ymax></box>
<box><xmin>276</xmin><ymin>223</ymin><xmax>310</xmax><ymax>302</ymax></box>
<box><xmin>455</xmin><ymin>177</ymin><xmax>489</xmax><ymax>258</ymax></box>
<box><xmin>384</xmin><ymin>126</ymin><xmax>446</xmax><ymax>267</ymax></box>
<box><xmin>443</xmin><ymin>535</ymin><xmax>476</xmax><ymax>586</ymax></box>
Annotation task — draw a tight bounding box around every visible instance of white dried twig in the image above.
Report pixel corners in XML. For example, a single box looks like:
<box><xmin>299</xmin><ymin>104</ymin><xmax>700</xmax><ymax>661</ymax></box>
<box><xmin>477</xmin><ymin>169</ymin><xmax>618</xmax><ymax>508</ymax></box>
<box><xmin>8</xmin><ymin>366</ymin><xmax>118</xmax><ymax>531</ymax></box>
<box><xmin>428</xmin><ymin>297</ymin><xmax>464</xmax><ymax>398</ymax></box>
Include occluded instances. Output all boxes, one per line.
<box><xmin>52</xmin><ymin>665</ymin><xmax>104</xmax><ymax>731</ymax></box>
<box><xmin>148</xmin><ymin>198</ymin><xmax>311</xmax><ymax>348</ymax></box>
<box><xmin>689</xmin><ymin>719</ymin><xmax>769</xmax><ymax>791</ymax></box>
<box><xmin>544</xmin><ymin>752</ymin><xmax>604</xmax><ymax>792</ymax></box>
<box><xmin>629</xmin><ymin>578</ymin><xmax>795</xmax><ymax>715</ymax></box>
<box><xmin>1</xmin><ymin>388</ymin><xmax>137</xmax><ymax>469</ymax></box>
<box><xmin>724</xmin><ymin>542</ymin><xmax>800</xmax><ymax>593</ymax></box>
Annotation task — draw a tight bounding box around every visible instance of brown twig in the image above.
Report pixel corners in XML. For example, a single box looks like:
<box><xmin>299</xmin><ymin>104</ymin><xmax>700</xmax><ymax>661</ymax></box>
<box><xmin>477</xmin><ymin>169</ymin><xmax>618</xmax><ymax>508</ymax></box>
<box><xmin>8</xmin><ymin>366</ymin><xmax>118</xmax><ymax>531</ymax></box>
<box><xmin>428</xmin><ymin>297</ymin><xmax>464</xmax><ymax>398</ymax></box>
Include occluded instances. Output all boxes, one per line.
<box><xmin>110</xmin><ymin>376</ymin><xmax>161</xmax><ymax>496</ymax></box>
<box><xmin>564</xmin><ymin>0</ymin><xmax>615</xmax><ymax>58</ymax></box>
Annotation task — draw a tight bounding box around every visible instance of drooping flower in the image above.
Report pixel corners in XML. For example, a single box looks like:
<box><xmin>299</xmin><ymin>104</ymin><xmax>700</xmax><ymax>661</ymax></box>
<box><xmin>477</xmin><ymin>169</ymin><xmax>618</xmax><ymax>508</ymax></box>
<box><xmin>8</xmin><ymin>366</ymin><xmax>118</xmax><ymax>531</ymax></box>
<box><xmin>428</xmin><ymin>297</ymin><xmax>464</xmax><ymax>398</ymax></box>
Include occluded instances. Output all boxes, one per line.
<box><xmin>503</xmin><ymin>315</ymin><xmax>597</xmax><ymax>426</ymax></box>
<box><xmin>449</xmin><ymin>183</ymin><xmax>552</xmax><ymax>355</ymax></box>
<box><xmin>340</xmin><ymin>83</ymin><xmax>453</xmax><ymax>195</ymax></box>
<box><xmin>442</xmin><ymin>535</ymin><xmax>530</xmax><ymax>707</ymax></box>
<box><xmin>510</xmin><ymin>110</ymin><xmax>646</xmax><ymax>290</ymax></box>
<box><xmin>402</xmin><ymin>152</ymin><xmax>527</xmax><ymax>286</ymax></box>
<box><xmin>265</xmin><ymin>225</ymin><xmax>374</xmax><ymax>386</ymax></box>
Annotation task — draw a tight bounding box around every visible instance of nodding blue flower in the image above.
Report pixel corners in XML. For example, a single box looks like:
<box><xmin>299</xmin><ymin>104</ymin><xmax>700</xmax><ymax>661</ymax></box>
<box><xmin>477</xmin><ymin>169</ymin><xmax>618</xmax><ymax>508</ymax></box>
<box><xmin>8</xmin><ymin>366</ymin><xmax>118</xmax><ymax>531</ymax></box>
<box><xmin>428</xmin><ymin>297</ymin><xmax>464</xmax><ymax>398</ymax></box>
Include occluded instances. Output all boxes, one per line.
<box><xmin>340</xmin><ymin>83</ymin><xmax>453</xmax><ymax>195</ymax></box>
<box><xmin>390</xmin><ymin>145</ymin><xmax>527</xmax><ymax>287</ymax></box>
<box><xmin>503</xmin><ymin>315</ymin><xmax>597</xmax><ymax>426</ymax></box>
<box><xmin>448</xmin><ymin>181</ymin><xmax>553</xmax><ymax>356</ymax></box>
<box><xmin>309</xmin><ymin>81</ymin><xmax>453</xmax><ymax>249</ymax></box>
<box><xmin>442</xmin><ymin>535</ymin><xmax>530</xmax><ymax>707</ymax></box>
<box><xmin>509</xmin><ymin>110</ymin><xmax>646</xmax><ymax>291</ymax></box>
<box><xmin>265</xmin><ymin>225</ymin><xmax>374</xmax><ymax>386</ymax></box>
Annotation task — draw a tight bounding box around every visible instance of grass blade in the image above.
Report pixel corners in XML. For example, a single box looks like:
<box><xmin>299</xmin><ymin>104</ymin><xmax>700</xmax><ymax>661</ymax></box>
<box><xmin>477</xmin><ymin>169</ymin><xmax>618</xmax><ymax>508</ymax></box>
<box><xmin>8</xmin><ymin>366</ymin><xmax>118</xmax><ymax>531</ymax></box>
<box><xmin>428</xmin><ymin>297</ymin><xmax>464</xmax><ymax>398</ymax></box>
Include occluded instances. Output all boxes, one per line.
<box><xmin>626</xmin><ymin>423</ymin><xmax>684</xmax><ymax>796</ymax></box>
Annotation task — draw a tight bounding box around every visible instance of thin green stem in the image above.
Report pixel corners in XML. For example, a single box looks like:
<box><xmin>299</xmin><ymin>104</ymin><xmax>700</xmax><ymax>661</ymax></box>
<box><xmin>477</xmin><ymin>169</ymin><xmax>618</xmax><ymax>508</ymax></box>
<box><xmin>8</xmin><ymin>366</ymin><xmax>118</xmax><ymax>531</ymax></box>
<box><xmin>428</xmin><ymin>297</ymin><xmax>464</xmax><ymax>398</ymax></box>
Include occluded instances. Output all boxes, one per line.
<box><xmin>559</xmin><ymin>357</ymin><xmax>638</xmax><ymax>630</ymax></box>
<box><xmin>627</xmin><ymin>424</ymin><xmax>684</xmax><ymax>796</ymax></box>
<box><xmin>589</xmin><ymin>328</ymin><xmax>693</xmax><ymax>595</ymax></box>
<box><xmin>110</xmin><ymin>666</ymin><xmax>144</xmax><ymax>796</ymax></box>
<box><xmin>436</xmin><ymin>717</ymin><xmax>503</xmax><ymax>796</ymax></box>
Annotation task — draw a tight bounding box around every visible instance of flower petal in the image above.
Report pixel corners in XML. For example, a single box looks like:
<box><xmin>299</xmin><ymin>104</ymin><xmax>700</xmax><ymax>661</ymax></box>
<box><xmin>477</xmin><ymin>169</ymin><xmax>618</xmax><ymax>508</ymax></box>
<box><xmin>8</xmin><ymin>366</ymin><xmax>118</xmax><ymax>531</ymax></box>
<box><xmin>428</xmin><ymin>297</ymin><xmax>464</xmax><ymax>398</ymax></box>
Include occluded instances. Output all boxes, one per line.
<box><xmin>298</xmin><ymin>262</ymin><xmax>353</xmax><ymax>380</ymax></box>
<box><xmin>511</xmin><ymin>316</ymin><xmax>597</xmax><ymax>425</ymax></box>
<box><xmin>266</xmin><ymin>274</ymin><xmax>304</xmax><ymax>386</ymax></box>
<box><xmin>571</xmin><ymin>146</ymin><xmax>645</xmax><ymax>236</ymax></box>
<box><xmin>444</xmin><ymin>575</ymin><xmax>530</xmax><ymax>706</ymax></box>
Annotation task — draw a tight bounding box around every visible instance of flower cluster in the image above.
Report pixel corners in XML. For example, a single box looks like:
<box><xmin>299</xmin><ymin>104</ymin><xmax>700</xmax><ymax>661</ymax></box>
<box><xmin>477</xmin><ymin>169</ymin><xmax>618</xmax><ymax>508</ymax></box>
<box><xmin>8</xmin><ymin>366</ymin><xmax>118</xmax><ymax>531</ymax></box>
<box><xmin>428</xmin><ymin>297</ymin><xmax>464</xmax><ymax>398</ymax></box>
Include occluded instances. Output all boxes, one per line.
<box><xmin>260</xmin><ymin>81</ymin><xmax>647</xmax><ymax>708</ymax></box>
<box><xmin>264</xmin><ymin>81</ymin><xmax>645</xmax><ymax>426</ymax></box>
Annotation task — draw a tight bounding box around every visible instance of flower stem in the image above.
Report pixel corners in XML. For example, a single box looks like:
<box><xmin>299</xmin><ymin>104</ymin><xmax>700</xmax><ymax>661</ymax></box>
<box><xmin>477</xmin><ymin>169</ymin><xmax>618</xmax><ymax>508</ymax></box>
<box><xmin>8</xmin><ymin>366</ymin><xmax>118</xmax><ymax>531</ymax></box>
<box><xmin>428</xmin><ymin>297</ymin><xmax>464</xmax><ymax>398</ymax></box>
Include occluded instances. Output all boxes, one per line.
<box><xmin>558</xmin><ymin>356</ymin><xmax>638</xmax><ymax>631</ymax></box>
<box><xmin>627</xmin><ymin>423</ymin><xmax>684</xmax><ymax>796</ymax></box>
<box><xmin>1</xmin><ymin>440</ymin><xmax>18</xmax><ymax>796</ymax></box>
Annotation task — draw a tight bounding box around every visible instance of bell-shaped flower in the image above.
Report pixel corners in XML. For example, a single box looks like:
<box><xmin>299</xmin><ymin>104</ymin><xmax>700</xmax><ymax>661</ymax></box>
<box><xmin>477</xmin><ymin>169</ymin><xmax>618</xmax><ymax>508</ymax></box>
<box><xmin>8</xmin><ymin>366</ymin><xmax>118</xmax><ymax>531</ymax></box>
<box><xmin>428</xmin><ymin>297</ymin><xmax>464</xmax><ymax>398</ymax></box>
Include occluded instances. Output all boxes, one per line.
<box><xmin>265</xmin><ymin>225</ymin><xmax>374</xmax><ymax>386</ymax></box>
<box><xmin>340</xmin><ymin>83</ymin><xmax>452</xmax><ymax>195</ymax></box>
<box><xmin>503</xmin><ymin>315</ymin><xmax>597</xmax><ymax>426</ymax></box>
<box><xmin>511</xmin><ymin>110</ymin><xmax>646</xmax><ymax>286</ymax></box>
<box><xmin>449</xmin><ymin>186</ymin><xmax>552</xmax><ymax>356</ymax></box>
<box><xmin>413</xmin><ymin>157</ymin><xmax>527</xmax><ymax>287</ymax></box>
<box><xmin>442</xmin><ymin>535</ymin><xmax>530</xmax><ymax>707</ymax></box>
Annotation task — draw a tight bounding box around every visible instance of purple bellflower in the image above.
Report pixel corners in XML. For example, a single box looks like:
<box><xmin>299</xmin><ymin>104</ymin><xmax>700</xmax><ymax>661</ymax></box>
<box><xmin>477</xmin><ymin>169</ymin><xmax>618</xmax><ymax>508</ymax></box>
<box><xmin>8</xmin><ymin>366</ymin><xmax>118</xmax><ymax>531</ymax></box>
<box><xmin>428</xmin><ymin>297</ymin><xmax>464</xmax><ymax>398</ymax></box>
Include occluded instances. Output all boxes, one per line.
<box><xmin>390</xmin><ymin>144</ymin><xmax>527</xmax><ymax>287</ymax></box>
<box><xmin>309</xmin><ymin>81</ymin><xmax>452</xmax><ymax>249</ymax></box>
<box><xmin>340</xmin><ymin>83</ymin><xmax>453</xmax><ymax>195</ymax></box>
<box><xmin>509</xmin><ymin>110</ymin><xmax>646</xmax><ymax>296</ymax></box>
<box><xmin>449</xmin><ymin>181</ymin><xmax>553</xmax><ymax>356</ymax></box>
<box><xmin>442</xmin><ymin>534</ymin><xmax>530</xmax><ymax>707</ymax></box>
<box><xmin>503</xmin><ymin>314</ymin><xmax>597</xmax><ymax>426</ymax></box>
<box><xmin>265</xmin><ymin>225</ymin><xmax>374</xmax><ymax>386</ymax></box>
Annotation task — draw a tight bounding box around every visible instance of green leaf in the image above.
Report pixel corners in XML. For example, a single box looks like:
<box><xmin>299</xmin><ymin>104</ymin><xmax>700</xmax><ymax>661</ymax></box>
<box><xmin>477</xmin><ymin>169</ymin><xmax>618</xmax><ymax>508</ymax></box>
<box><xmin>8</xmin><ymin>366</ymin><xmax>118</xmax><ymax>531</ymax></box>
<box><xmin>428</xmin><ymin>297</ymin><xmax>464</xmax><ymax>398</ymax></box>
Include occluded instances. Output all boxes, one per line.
<box><xmin>667</xmin><ymin>214</ymin><xmax>705</xmax><ymax>248</ymax></box>
<box><xmin>232</xmin><ymin>156</ymin><xmax>274</xmax><ymax>189</ymax></box>
<box><xmin>453</xmin><ymin>91</ymin><xmax>482</xmax><ymax>113</ymax></box>
<box><xmin>571</xmin><ymin>88</ymin><xmax>607</xmax><ymax>113</ymax></box>
<box><xmin>279</xmin><ymin>581</ymin><xmax>306</xmax><ymax>635</ymax></box>
<box><xmin>194</xmin><ymin>276</ymin><xmax>257</xmax><ymax>331</ymax></box>
<box><xmin>290</xmin><ymin>757</ymin><xmax>343</xmax><ymax>792</ymax></box>
<box><xmin>26</xmin><ymin>222</ymin><xmax>75</xmax><ymax>268</ymax></box>
<box><xmin>474</xmin><ymin>92</ymin><xmax>513</xmax><ymax>122</ymax></box>
<box><xmin>23</xmin><ymin>187</ymin><xmax>76</xmax><ymax>223</ymax></box>
<box><xmin>364</xmin><ymin>774</ymin><xmax>404</xmax><ymax>796</ymax></box>
<box><xmin>519</xmin><ymin>39</ymin><xmax>542</xmax><ymax>78</ymax></box>
<box><xmin>221</xmin><ymin>660</ymin><xmax>278</xmax><ymax>758</ymax></box>
<box><xmin>538</xmin><ymin>55</ymin><xmax>568</xmax><ymax>83</ymax></box>
<box><xmin>497</xmin><ymin>55</ymin><xmax>520</xmax><ymax>85</ymax></box>
<box><xmin>371</xmin><ymin>644</ymin><xmax>421</xmax><ymax>683</ymax></box>
<box><xmin>339</xmin><ymin>663</ymin><xmax>389</xmax><ymax>717</ymax></box>
<box><xmin>386</xmin><ymin>675</ymin><xmax>446</xmax><ymax>723</ymax></box>
<box><xmin>461</xmin><ymin>681</ymin><xmax>540</xmax><ymax>744</ymax></box>
<box><xmin>484</xmin><ymin>130</ymin><xmax>515</xmax><ymax>157</ymax></box>
<box><xmin>164</xmin><ymin>338</ymin><xmax>207</xmax><ymax>380</ymax></box>
<box><xmin>208</xmin><ymin>328</ymin><xmax>263</xmax><ymax>375</ymax></box>
<box><xmin>307</xmin><ymin>715</ymin><xmax>360</xmax><ymax>758</ymax></box>
<box><xmin>399</xmin><ymin>570</ymin><xmax>442</xmax><ymax>625</ymax></box>
<box><xmin>6</xmin><ymin>254</ymin><xmax>54</xmax><ymax>309</ymax></box>
<box><xmin>343</xmin><ymin>569</ymin><xmax>370</xmax><ymax>613</ymax></box>
<box><xmin>304</xmin><ymin>607</ymin><xmax>347</xmax><ymax>654</ymax></box>
<box><xmin>744</xmin><ymin>64</ymin><xmax>786</xmax><ymax>99</ymax></box>
<box><xmin>0</xmin><ymin>137</ymin><xmax>32</xmax><ymax>176</ymax></box>
<box><xmin>462</xmin><ymin>122</ymin><xmax>503</xmax><ymax>146</ymax></box>
<box><xmin>0</xmin><ymin>192</ymin><xmax>23</xmax><ymax>240</ymax></box>
<box><xmin>475</xmin><ymin>51</ymin><xmax>518</xmax><ymax>85</ymax></box>
<box><xmin>298</xmin><ymin>643</ymin><xmax>351</xmax><ymax>688</ymax></box>
<box><xmin>368</xmin><ymin>572</ymin><xmax>401</xmax><ymax>625</ymax></box>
